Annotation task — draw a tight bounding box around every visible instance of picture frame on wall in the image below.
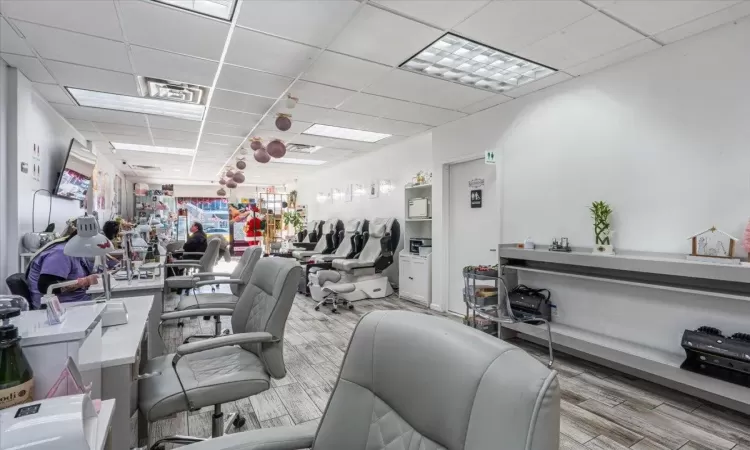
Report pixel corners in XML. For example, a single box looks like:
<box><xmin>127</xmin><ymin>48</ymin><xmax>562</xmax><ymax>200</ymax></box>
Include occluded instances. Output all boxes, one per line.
<box><xmin>369</xmin><ymin>180</ymin><xmax>379</xmax><ymax>199</ymax></box>
<box><xmin>345</xmin><ymin>184</ymin><xmax>353</xmax><ymax>202</ymax></box>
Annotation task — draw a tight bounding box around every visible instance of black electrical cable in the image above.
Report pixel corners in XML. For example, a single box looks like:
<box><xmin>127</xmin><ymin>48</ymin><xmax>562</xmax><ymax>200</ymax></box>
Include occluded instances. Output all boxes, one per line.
<box><xmin>509</xmin><ymin>284</ymin><xmax>551</xmax><ymax>301</ymax></box>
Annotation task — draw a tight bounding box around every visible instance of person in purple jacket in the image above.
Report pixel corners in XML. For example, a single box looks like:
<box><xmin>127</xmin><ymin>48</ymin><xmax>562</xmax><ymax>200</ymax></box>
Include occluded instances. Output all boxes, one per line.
<box><xmin>26</xmin><ymin>219</ymin><xmax>99</xmax><ymax>309</ymax></box>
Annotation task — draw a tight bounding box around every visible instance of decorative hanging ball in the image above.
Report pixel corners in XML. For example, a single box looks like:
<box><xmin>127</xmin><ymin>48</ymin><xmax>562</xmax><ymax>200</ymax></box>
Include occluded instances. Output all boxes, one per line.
<box><xmin>236</xmin><ymin>160</ymin><xmax>247</xmax><ymax>170</ymax></box>
<box><xmin>225</xmin><ymin>169</ymin><xmax>235</xmax><ymax>178</ymax></box>
<box><xmin>233</xmin><ymin>172</ymin><xmax>245</xmax><ymax>183</ymax></box>
<box><xmin>226</xmin><ymin>180</ymin><xmax>238</xmax><ymax>189</ymax></box>
<box><xmin>282</xmin><ymin>201</ymin><xmax>288</xmax><ymax>208</ymax></box>
<box><xmin>250</xmin><ymin>138</ymin><xmax>263</xmax><ymax>151</ymax></box>
<box><xmin>254</xmin><ymin>147</ymin><xmax>271</xmax><ymax>164</ymax></box>
<box><xmin>217</xmin><ymin>188</ymin><xmax>226</xmax><ymax>196</ymax></box>
<box><xmin>238</xmin><ymin>147</ymin><xmax>248</xmax><ymax>156</ymax></box>
<box><xmin>275</xmin><ymin>114</ymin><xmax>292</xmax><ymax>132</ymax></box>
<box><xmin>219</xmin><ymin>178</ymin><xmax>226</xmax><ymax>186</ymax></box>
<box><xmin>267</xmin><ymin>139</ymin><xmax>286</xmax><ymax>158</ymax></box>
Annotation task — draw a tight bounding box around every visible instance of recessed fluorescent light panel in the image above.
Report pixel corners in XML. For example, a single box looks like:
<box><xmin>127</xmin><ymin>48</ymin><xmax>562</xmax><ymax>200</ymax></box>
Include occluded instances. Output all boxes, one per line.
<box><xmin>302</xmin><ymin>124</ymin><xmax>390</xmax><ymax>143</ymax></box>
<box><xmin>110</xmin><ymin>142</ymin><xmax>196</xmax><ymax>156</ymax></box>
<box><xmin>401</xmin><ymin>33</ymin><xmax>556</xmax><ymax>93</ymax></box>
<box><xmin>153</xmin><ymin>0</ymin><xmax>238</xmax><ymax>21</ymax></box>
<box><xmin>270</xmin><ymin>157</ymin><xmax>326</xmax><ymax>166</ymax></box>
<box><xmin>67</xmin><ymin>88</ymin><xmax>205</xmax><ymax>121</ymax></box>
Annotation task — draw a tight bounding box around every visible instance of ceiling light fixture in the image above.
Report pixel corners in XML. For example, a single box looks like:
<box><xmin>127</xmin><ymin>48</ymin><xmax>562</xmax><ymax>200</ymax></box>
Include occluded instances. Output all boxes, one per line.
<box><xmin>400</xmin><ymin>33</ymin><xmax>556</xmax><ymax>93</ymax></box>
<box><xmin>302</xmin><ymin>124</ymin><xmax>390</xmax><ymax>143</ymax></box>
<box><xmin>152</xmin><ymin>0</ymin><xmax>238</xmax><ymax>21</ymax></box>
<box><xmin>138</xmin><ymin>76</ymin><xmax>208</xmax><ymax>105</ymax></box>
<box><xmin>68</xmin><ymin>88</ymin><xmax>205</xmax><ymax>121</ymax></box>
<box><xmin>110</xmin><ymin>142</ymin><xmax>196</xmax><ymax>156</ymax></box>
<box><xmin>270</xmin><ymin>157</ymin><xmax>326</xmax><ymax>166</ymax></box>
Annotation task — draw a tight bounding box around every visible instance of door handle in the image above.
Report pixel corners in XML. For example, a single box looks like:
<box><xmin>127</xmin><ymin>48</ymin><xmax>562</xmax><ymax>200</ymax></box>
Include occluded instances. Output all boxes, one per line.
<box><xmin>489</xmin><ymin>248</ymin><xmax>497</xmax><ymax>252</ymax></box>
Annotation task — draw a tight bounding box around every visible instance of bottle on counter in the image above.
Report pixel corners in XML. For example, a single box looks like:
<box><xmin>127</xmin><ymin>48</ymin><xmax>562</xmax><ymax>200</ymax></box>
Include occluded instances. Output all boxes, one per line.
<box><xmin>0</xmin><ymin>307</ymin><xmax>34</xmax><ymax>410</ymax></box>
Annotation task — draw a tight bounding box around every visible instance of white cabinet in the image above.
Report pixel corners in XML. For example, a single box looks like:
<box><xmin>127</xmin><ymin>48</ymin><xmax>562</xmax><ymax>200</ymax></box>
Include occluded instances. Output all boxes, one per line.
<box><xmin>399</xmin><ymin>252</ymin><xmax>431</xmax><ymax>306</ymax></box>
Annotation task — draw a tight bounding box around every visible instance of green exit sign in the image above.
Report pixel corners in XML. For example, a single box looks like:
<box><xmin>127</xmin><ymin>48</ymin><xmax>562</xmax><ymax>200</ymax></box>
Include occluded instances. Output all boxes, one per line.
<box><xmin>485</xmin><ymin>150</ymin><xmax>496</xmax><ymax>165</ymax></box>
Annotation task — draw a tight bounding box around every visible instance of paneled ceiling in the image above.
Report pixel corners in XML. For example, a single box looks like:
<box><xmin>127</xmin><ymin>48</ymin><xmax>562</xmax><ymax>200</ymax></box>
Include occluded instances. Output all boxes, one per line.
<box><xmin>1</xmin><ymin>0</ymin><xmax>748</xmax><ymax>186</ymax></box>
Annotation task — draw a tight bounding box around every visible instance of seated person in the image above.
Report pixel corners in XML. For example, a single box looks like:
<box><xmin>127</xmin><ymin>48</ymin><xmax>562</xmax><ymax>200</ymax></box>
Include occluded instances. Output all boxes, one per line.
<box><xmin>26</xmin><ymin>219</ymin><xmax>99</xmax><ymax>309</ymax></box>
<box><xmin>168</xmin><ymin>221</ymin><xmax>208</xmax><ymax>278</ymax></box>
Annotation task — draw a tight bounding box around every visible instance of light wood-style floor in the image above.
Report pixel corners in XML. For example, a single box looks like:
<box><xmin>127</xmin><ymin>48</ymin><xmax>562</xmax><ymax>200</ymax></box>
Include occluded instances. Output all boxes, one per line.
<box><xmin>149</xmin><ymin>286</ymin><xmax>750</xmax><ymax>450</ymax></box>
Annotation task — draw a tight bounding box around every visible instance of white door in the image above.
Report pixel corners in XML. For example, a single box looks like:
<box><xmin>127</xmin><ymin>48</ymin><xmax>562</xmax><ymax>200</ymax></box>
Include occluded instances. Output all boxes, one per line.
<box><xmin>448</xmin><ymin>158</ymin><xmax>498</xmax><ymax>314</ymax></box>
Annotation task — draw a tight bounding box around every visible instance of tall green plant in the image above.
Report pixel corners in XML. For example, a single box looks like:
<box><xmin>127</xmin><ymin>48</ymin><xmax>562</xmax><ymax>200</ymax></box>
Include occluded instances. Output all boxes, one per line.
<box><xmin>283</xmin><ymin>210</ymin><xmax>304</xmax><ymax>233</ymax></box>
<box><xmin>590</xmin><ymin>201</ymin><xmax>612</xmax><ymax>245</ymax></box>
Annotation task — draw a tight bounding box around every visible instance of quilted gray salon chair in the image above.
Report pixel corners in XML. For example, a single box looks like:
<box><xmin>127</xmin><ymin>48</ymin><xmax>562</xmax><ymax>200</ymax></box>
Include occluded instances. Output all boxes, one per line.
<box><xmin>179</xmin><ymin>310</ymin><xmax>561</xmax><ymax>450</ymax></box>
<box><xmin>175</xmin><ymin>246</ymin><xmax>263</xmax><ymax>340</ymax></box>
<box><xmin>141</xmin><ymin>257</ymin><xmax>303</xmax><ymax>449</ymax></box>
<box><xmin>164</xmin><ymin>237</ymin><xmax>221</xmax><ymax>307</ymax></box>
<box><xmin>310</xmin><ymin>218</ymin><xmax>361</xmax><ymax>263</ymax></box>
<box><xmin>292</xmin><ymin>219</ymin><xmax>343</xmax><ymax>261</ymax></box>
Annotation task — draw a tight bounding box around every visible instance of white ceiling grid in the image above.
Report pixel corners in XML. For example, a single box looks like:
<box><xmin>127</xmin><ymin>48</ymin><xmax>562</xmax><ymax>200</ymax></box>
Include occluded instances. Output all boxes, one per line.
<box><xmin>0</xmin><ymin>0</ymin><xmax>748</xmax><ymax>186</ymax></box>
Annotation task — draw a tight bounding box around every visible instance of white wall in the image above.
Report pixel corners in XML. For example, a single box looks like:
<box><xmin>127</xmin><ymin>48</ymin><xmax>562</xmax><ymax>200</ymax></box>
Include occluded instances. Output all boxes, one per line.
<box><xmin>172</xmin><ymin>185</ymin><xmax>288</xmax><ymax>199</ymax></box>
<box><xmin>0</xmin><ymin>61</ymin><xmax>9</xmax><ymax>290</ymax></box>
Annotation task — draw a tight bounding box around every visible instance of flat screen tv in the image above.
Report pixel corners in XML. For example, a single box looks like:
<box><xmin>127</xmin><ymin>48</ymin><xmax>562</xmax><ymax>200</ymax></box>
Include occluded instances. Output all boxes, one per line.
<box><xmin>55</xmin><ymin>139</ymin><xmax>95</xmax><ymax>201</ymax></box>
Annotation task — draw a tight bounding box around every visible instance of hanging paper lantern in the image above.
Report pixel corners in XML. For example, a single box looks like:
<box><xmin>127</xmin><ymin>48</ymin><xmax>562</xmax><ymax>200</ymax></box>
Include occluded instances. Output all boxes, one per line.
<box><xmin>275</xmin><ymin>114</ymin><xmax>292</xmax><ymax>132</ymax></box>
<box><xmin>254</xmin><ymin>147</ymin><xmax>271</xmax><ymax>164</ymax></box>
<box><xmin>236</xmin><ymin>160</ymin><xmax>247</xmax><ymax>170</ymax></box>
<box><xmin>226</xmin><ymin>180</ymin><xmax>238</xmax><ymax>189</ymax></box>
<box><xmin>225</xmin><ymin>169</ymin><xmax>235</xmax><ymax>178</ymax></box>
<box><xmin>250</xmin><ymin>138</ymin><xmax>263</xmax><ymax>151</ymax></box>
<box><xmin>219</xmin><ymin>178</ymin><xmax>226</xmax><ymax>186</ymax></box>
<box><xmin>267</xmin><ymin>139</ymin><xmax>286</xmax><ymax>158</ymax></box>
<box><xmin>233</xmin><ymin>172</ymin><xmax>245</xmax><ymax>183</ymax></box>
<box><xmin>217</xmin><ymin>188</ymin><xmax>226</xmax><ymax>196</ymax></box>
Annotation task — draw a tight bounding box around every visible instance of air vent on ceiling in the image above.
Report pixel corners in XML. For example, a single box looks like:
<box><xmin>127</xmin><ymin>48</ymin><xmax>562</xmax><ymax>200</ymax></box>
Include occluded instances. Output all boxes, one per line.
<box><xmin>129</xmin><ymin>165</ymin><xmax>162</xmax><ymax>172</ymax></box>
<box><xmin>138</xmin><ymin>76</ymin><xmax>208</xmax><ymax>105</ymax></box>
<box><xmin>286</xmin><ymin>143</ymin><xmax>321</xmax><ymax>154</ymax></box>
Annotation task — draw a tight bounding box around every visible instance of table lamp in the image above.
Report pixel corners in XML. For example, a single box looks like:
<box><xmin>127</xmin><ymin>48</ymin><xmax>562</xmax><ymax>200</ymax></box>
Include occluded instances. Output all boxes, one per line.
<box><xmin>64</xmin><ymin>214</ymin><xmax>128</xmax><ymax>326</ymax></box>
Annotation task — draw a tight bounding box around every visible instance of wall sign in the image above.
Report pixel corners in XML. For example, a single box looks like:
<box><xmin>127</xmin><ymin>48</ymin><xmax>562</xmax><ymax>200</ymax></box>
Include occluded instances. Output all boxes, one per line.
<box><xmin>485</xmin><ymin>150</ymin><xmax>496</xmax><ymax>165</ymax></box>
<box><xmin>468</xmin><ymin>178</ymin><xmax>485</xmax><ymax>189</ymax></box>
<box><xmin>471</xmin><ymin>189</ymin><xmax>482</xmax><ymax>208</ymax></box>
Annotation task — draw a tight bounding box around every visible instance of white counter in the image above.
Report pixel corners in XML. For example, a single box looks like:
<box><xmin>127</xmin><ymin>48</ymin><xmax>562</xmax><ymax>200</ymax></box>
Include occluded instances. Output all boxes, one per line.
<box><xmin>101</xmin><ymin>295</ymin><xmax>153</xmax><ymax>368</ymax></box>
<box><xmin>14</xmin><ymin>303</ymin><xmax>105</xmax><ymax>347</ymax></box>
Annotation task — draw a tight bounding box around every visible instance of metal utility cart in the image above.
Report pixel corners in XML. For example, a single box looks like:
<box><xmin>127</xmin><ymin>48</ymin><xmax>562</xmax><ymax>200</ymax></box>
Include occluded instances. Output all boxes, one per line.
<box><xmin>463</xmin><ymin>267</ymin><xmax>554</xmax><ymax>367</ymax></box>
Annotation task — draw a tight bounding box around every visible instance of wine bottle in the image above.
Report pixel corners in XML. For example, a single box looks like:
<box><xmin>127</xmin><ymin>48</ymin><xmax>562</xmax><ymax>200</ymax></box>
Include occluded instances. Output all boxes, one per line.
<box><xmin>0</xmin><ymin>307</ymin><xmax>34</xmax><ymax>410</ymax></box>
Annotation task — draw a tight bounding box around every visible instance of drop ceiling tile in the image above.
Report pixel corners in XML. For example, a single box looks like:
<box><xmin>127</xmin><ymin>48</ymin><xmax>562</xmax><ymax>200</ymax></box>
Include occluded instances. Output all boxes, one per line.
<box><xmin>118</xmin><ymin>0</ymin><xmax>229</xmax><ymax>61</ymax></box>
<box><xmin>35</xmin><ymin>82</ymin><xmax>73</xmax><ymax>104</ymax></box>
<box><xmin>150</xmin><ymin>128</ymin><xmax>199</xmax><ymax>142</ymax></box>
<box><xmin>257</xmin><ymin>116</ymin><xmax>313</xmax><ymax>134</ymax></box>
<box><xmin>269</xmin><ymin>102</ymin><xmax>327</xmax><ymax>124</ymax></box>
<box><xmin>92</xmin><ymin>122</ymin><xmax>152</xmax><ymax>137</ymax></box>
<box><xmin>1</xmin><ymin>17</ymin><xmax>33</xmax><ymax>56</ymax></box>
<box><xmin>104</xmin><ymin>133</ymin><xmax>154</xmax><ymax>145</ymax></box>
<box><xmin>226</xmin><ymin>28</ymin><xmax>320</xmax><ymax>77</ymax></box>
<box><xmin>518</xmin><ymin>12</ymin><xmax>645</xmax><ymax>69</ymax></box>
<box><xmin>66</xmin><ymin>119</ymin><xmax>98</xmax><ymax>132</ymax></box>
<box><xmin>204</xmin><ymin>121</ymin><xmax>251</xmax><ymax>137</ymax></box>
<box><xmin>653</xmin><ymin>1</ymin><xmax>750</xmax><ymax>44</ymax></box>
<box><xmin>590</xmin><ymin>0</ymin><xmax>739</xmax><ymax>36</ymax></box>
<box><xmin>205</xmin><ymin>107</ymin><xmax>262</xmax><ymax>128</ymax></box>
<box><xmin>211</xmin><ymin>89</ymin><xmax>276</xmax><ymax>115</ymax></box>
<box><xmin>290</xmin><ymin>81</ymin><xmax>355</xmax><ymax>109</ymax></box>
<box><xmin>338</xmin><ymin>93</ymin><xmax>466</xmax><ymax>126</ymax></box>
<box><xmin>0</xmin><ymin>53</ymin><xmax>55</xmax><ymax>83</ymax></box>
<box><xmin>145</xmin><ymin>115</ymin><xmax>202</xmax><ymax>132</ymax></box>
<box><xmin>237</xmin><ymin>0</ymin><xmax>360</xmax><ymax>48</ymax></box>
<box><xmin>566</xmin><ymin>39</ymin><xmax>660</xmax><ymax>76</ymax></box>
<box><xmin>2</xmin><ymin>0</ymin><xmax>123</xmax><ymax>40</ymax></box>
<box><xmin>45</xmin><ymin>60</ymin><xmax>139</xmax><ymax>96</ymax></box>
<box><xmin>130</xmin><ymin>45</ymin><xmax>218</xmax><ymax>87</ymax></box>
<box><xmin>314</xmin><ymin>108</ymin><xmax>381</xmax><ymax>131</ymax></box>
<box><xmin>52</xmin><ymin>104</ymin><xmax>148</xmax><ymax>126</ymax></box>
<box><xmin>328</xmin><ymin>5</ymin><xmax>443</xmax><ymax>66</ymax></box>
<box><xmin>81</xmin><ymin>130</ymin><xmax>106</xmax><ymax>141</ymax></box>
<box><xmin>15</xmin><ymin>21</ymin><xmax>131</xmax><ymax>72</ymax></box>
<box><xmin>202</xmin><ymin>134</ymin><xmax>244</xmax><ymax>146</ymax></box>
<box><xmin>364</xmin><ymin>69</ymin><xmax>493</xmax><ymax>109</ymax></box>
<box><xmin>504</xmin><ymin>71</ymin><xmax>573</xmax><ymax>98</ymax></box>
<box><xmin>374</xmin><ymin>0</ymin><xmax>488</xmax><ymax>29</ymax></box>
<box><xmin>455</xmin><ymin>1</ymin><xmax>595</xmax><ymax>53</ymax></box>
<box><xmin>301</xmin><ymin>51</ymin><xmax>391</xmax><ymax>91</ymax></box>
<box><xmin>307</xmin><ymin>147</ymin><xmax>354</xmax><ymax>159</ymax></box>
<box><xmin>376</xmin><ymin>135</ymin><xmax>408</xmax><ymax>146</ymax></box>
<box><xmin>252</xmin><ymin>130</ymin><xmax>302</xmax><ymax>142</ymax></box>
<box><xmin>198</xmin><ymin>141</ymin><xmax>238</xmax><ymax>153</ymax></box>
<box><xmin>217</xmin><ymin>64</ymin><xmax>292</xmax><ymax>98</ymax></box>
<box><xmin>153</xmin><ymin>138</ymin><xmax>197</xmax><ymax>148</ymax></box>
<box><xmin>458</xmin><ymin>94</ymin><xmax>513</xmax><ymax>114</ymax></box>
<box><xmin>367</xmin><ymin>117</ymin><xmax>431</xmax><ymax>136</ymax></box>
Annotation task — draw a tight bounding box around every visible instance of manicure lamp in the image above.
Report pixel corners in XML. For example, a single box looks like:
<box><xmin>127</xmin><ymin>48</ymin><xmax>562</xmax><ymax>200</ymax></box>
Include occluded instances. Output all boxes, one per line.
<box><xmin>63</xmin><ymin>214</ymin><xmax>128</xmax><ymax>326</ymax></box>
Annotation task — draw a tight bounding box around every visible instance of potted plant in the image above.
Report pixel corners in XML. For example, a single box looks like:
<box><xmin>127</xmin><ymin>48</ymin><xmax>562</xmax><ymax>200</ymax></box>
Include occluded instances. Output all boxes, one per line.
<box><xmin>283</xmin><ymin>210</ymin><xmax>304</xmax><ymax>235</ymax></box>
<box><xmin>590</xmin><ymin>201</ymin><xmax>614</xmax><ymax>255</ymax></box>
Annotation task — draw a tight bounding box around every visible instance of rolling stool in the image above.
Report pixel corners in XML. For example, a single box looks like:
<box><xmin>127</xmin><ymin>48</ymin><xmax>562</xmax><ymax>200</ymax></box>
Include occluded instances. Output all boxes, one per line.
<box><xmin>314</xmin><ymin>273</ymin><xmax>355</xmax><ymax>313</ymax></box>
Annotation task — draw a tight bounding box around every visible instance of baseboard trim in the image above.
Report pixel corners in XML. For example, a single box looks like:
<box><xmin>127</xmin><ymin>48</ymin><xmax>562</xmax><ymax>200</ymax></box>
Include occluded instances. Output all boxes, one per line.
<box><xmin>429</xmin><ymin>302</ymin><xmax>444</xmax><ymax>313</ymax></box>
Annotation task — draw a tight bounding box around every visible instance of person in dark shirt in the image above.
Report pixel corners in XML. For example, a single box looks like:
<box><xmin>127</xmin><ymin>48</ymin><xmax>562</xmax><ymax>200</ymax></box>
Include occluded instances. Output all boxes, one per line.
<box><xmin>168</xmin><ymin>222</ymin><xmax>208</xmax><ymax>279</ymax></box>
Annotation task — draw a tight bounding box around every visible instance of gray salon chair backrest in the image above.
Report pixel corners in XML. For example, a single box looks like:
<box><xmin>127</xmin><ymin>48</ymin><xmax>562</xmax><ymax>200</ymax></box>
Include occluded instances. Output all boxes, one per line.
<box><xmin>230</xmin><ymin>246</ymin><xmax>262</xmax><ymax>297</ymax></box>
<box><xmin>357</xmin><ymin>217</ymin><xmax>392</xmax><ymax>264</ymax></box>
<box><xmin>199</xmin><ymin>237</ymin><xmax>222</xmax><ymax>276</ymax></box>
<box><xmin>231</xmin><ymin>257</ymin><xmax>302</xmax><ymax>379</ymax></box>
<box><xmin>332</xmin><ymin>219</ymin><xmax>361</xmax><ymax>257</ymax></box>
<box><xmin>313</xmin><ymin>311</ymin><xmax>560</xmax><ymax>450</ymax></box>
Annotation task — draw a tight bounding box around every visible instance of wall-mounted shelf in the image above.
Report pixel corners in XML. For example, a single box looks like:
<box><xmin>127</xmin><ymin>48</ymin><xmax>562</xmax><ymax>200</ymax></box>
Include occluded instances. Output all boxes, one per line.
<box><xmin>405</xmin><ymin>218</ymin><xmax>432</xmax><ymax>222</ymax></box>
<box><xmin>502</xmin><ymin>321</ymin><xmax>750</xmax><ymax>414</ymax></box>
<box><xmin>405</xmin><ymin>184</ymin><xmax>432</xmax><ymax>190</ymax></box>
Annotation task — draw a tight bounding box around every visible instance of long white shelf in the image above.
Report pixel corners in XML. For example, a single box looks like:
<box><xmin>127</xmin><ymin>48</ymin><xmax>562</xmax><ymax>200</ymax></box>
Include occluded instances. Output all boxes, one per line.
<box><xmin>405</xmin><ymin>218</ymin><xmax>432</xmax><ymax>222</ymax></box>
<box><xmin>512</xmin><ymin>266</ymin><xmax>750</xmax><ymax>302</ymax></box>
<box><xmin>405</xmin><ymin>184</ymin><xmax>432</xmax><ymax>190</ymax></box>
<box><xmin>504</xmin><ymin>321</ymin><xmax>750</xmax><ymax>414</ymax></box>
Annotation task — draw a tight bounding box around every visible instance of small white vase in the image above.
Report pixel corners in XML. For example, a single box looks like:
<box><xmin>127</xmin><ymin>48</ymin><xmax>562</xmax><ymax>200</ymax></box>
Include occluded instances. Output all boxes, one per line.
<box><xmin>592</xmin><ymin>244</ymin><xmax>615</xmax><ymax>255</ymax></box>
